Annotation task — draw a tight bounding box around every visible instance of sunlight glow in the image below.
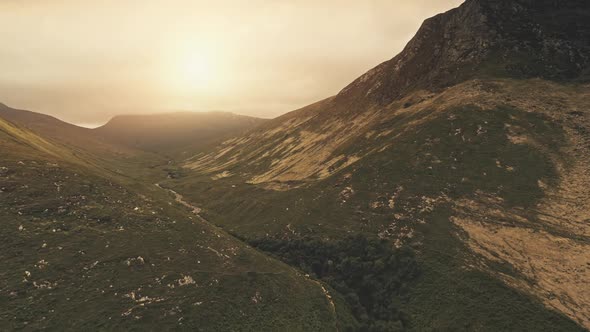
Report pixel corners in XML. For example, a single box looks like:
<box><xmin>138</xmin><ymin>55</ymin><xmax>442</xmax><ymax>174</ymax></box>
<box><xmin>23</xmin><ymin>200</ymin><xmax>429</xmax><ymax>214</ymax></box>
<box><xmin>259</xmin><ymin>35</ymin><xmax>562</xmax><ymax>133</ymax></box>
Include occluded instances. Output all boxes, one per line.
<box><xmin>179</xmin><ymin>52</ymin><xmax>216</xmax><ymax>90</ymax></box>
<box><xmin>162</xmin><ymin>42</ymin><xmax>226</xmax><ymax>97</ymax></box>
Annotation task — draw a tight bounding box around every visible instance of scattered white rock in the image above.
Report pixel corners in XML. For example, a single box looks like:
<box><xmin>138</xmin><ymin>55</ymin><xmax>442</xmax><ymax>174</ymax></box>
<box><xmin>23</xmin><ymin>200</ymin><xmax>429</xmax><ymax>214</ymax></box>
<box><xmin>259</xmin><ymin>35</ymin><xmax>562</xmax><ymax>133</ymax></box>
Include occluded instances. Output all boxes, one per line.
<box><xmin>388</xmin><ymin>197</ymin><xmax>396</xmax><ymax>209</ymax></box>
<box><xmin>33</xmin><ymin>281</ymin><xmax>56</xmax><ymax>289</ymax></box>
<box><xmin>339</xmin><ymin>186</ymin><xmax>355</xmax><ymax>202</ymax></box>
<box><xmin>251</xmin><ymin>291</ymin><xmax>262</xmax><ymax>304</ymax></box>
<box><xmin>178</xmin><ymin>275</ymin><xmax>196</xmax><ymax>287</ymax></box>
<box><xmin>36</xmin><ymin>260</ymin><xmax>49</xmax><ymax>269</ymax></box>
<box><xmin>125</xmin><ymin>256</ymin><xmax>145</xmax><ymax>266</ymax></box>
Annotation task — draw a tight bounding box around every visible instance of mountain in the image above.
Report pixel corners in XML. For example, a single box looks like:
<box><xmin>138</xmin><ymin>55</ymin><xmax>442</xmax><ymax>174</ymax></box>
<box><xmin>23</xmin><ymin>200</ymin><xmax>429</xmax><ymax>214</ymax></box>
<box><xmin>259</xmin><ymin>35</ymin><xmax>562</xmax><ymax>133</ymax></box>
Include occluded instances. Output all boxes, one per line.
<box><xmin>184</xmin><ymin>0</ymin><xmax>590</xmax><ymax>186</ymax></box>
<box><xmin>94</xmin><ymin>112</ymin><xmax>266</xmax><ymax>158</ymax></box>
<box><xmin>161</xmin><ymin>0</ymin><xmax>590</xmax><ymax>330</ymax></box>
<box><xmin>0</xmin><ymin>114</ymin><xmax>350</xmax><ymax>330</ymax></box>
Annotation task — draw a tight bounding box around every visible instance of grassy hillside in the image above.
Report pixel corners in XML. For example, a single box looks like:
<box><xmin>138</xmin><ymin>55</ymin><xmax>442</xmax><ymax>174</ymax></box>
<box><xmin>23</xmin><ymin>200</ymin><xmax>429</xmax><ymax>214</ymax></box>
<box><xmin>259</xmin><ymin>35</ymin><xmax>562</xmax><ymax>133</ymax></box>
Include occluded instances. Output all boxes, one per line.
<box><xmin>165</xmin><ymin>79</ymin><xmax>590</xmax><ymax>330</ymax></box>
<box><xmin>0</xmin><ymin>116</ymin><xmax>354</xmax><ymax>330</ymax></box>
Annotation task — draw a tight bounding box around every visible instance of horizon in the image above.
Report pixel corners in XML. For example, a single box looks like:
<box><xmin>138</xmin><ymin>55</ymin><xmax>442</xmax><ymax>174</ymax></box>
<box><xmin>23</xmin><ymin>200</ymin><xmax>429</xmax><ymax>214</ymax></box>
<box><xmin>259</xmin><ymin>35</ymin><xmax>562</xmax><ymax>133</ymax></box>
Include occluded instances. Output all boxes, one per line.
<box><xmin>0</xmin><ymin>0</ymin><xmax>463</xmax><ymax>126</ymax></box>
<box><xmin>0</xmin><ymin>102</ymin><xmax>276</xmax><ymax>129</ymax></box>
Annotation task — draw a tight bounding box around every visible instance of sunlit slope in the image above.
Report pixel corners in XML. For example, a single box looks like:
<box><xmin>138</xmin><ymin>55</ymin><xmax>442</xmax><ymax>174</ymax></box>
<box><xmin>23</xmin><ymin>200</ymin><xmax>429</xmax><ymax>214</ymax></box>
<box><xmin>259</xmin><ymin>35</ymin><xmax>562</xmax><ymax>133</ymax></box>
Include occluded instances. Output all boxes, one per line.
<box><xmin>0</xmin><ymin>103</ymin><xmax>138</xmax><ymax>156</ymax></box>
<box><xmin>0</xmin><ymin>117</ymin><xmax>354</xmax><ymax>330</ymax></box>
<box><xmin>0</xmin><ymin>116</ymin><xmax>79</xmax><ymax>162</ymax></box>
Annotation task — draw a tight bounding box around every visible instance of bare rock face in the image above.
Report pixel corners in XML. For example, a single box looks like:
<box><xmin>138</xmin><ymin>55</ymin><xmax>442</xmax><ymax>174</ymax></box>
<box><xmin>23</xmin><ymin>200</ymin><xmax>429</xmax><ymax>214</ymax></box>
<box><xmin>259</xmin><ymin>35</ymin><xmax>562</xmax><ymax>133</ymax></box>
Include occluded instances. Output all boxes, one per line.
<box><xmin>338</xmin><ymin>0</ymin><xmax>590</xmax><ymax>105</ymax></box>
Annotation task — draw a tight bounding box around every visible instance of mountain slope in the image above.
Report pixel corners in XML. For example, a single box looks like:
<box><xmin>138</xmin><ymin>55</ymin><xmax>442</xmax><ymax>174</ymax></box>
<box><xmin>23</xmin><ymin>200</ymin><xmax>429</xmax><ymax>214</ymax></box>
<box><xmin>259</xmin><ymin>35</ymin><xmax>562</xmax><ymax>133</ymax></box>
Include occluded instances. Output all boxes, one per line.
<box><xmin>0</xmin><ymin>116</ymin><xmax>353</xmax><ymax>330</ymax></box>
<box><xmin>166</xmin><ymin>0</ymin><xmax>590</xmax><ymax>329</ymax></box>
<box><xmin>171</xmin><ymin>80</ymin><xmax>590</xmax><ymax>329</ymax></box>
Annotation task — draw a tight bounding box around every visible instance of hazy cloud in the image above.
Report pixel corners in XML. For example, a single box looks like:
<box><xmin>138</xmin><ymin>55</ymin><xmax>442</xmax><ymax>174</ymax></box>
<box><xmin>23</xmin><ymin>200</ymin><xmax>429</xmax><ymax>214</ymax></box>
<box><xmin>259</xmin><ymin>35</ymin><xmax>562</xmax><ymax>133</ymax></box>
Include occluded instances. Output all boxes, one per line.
<box><xmin>0</xmin><ymin>0</ymin><xmax>463</xmax><ymax>126</ymax></box>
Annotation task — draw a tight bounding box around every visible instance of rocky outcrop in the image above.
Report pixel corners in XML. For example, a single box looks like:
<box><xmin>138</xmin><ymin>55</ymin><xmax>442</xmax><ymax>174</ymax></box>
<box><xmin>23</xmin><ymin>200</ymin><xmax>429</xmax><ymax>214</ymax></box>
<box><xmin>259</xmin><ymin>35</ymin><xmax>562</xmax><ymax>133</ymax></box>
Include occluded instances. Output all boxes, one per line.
<box><xmin>338</xmin><ymin>0</ymin><xmax>590</xmax><ymax>105</ymax></box>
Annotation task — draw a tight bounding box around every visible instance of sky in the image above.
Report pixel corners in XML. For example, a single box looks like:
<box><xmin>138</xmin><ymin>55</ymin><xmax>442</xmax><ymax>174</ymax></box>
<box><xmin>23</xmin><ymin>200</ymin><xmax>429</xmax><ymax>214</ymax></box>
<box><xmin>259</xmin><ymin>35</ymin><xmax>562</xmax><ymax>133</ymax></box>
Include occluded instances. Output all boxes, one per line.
<box><xmin>0</xmin><ymin>0</ymin><xmax>463</xmax><ymax>127</ymax></box>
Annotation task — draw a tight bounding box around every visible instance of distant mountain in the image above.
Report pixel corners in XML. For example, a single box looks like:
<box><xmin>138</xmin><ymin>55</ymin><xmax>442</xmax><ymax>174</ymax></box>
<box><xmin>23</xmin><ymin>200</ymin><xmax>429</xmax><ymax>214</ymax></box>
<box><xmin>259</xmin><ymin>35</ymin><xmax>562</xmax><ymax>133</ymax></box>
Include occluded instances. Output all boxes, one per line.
<box><xmin>0</xmin><ymin>104</ymin><xmax>266</xmax><ymax>159</ymax></box>
<box><xmin>0</xmin><ymin>104</ymin><xmax>268</xmax><ymax>182</ymax></box>
<box><xmin>95</xmin><ymin>112</ymin><xmax>266</xmax><ymax>157</ymax></box>
<box><xmin>165</xmin><ymin>0</ymin><xmax>590</xmax><ymax>330</ymax></box>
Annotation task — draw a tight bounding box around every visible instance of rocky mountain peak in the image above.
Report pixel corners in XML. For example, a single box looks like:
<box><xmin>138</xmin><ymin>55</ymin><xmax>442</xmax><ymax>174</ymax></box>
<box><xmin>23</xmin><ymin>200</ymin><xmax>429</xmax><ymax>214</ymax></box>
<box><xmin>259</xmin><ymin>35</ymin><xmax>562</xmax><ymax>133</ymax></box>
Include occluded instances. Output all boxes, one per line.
<box><xmin>338</xmin><ymin>0</ymin><xmax>590</xmax><ymax>105</ymax></box>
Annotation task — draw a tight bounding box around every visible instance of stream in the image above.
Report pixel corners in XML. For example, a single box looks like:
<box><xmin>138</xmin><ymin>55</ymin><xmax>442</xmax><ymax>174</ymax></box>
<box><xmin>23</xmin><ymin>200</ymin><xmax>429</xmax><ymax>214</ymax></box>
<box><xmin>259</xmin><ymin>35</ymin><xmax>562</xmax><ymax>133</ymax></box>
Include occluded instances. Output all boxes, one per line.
<box><xmin>155</xmin><ymin>183</ymin><xmax>202</xmax><ymax>215</ymax></box>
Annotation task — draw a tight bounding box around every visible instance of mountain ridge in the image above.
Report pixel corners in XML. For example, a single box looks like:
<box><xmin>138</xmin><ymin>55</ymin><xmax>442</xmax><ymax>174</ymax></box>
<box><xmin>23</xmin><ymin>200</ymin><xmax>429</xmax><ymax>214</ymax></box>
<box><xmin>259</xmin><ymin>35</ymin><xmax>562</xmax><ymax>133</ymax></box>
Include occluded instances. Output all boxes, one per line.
<box><xmin>337</xmin><ymin>0</ymin><xmax>590</xmax><ymax>105</ymax></box>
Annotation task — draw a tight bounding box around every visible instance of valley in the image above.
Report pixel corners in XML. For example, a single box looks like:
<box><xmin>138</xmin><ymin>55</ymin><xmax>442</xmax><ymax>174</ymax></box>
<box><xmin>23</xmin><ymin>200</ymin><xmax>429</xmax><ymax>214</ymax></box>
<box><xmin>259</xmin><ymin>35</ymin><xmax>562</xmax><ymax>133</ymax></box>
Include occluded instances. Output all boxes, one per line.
<box><xmin>0</xmin><ymin>115</ymin><xmax>348</xmax><ymax>330</ymax></box>
<box><xmin>1</xmin><ymin>0</ymin><xmax>590</xmax><ymax>330</ymax></box>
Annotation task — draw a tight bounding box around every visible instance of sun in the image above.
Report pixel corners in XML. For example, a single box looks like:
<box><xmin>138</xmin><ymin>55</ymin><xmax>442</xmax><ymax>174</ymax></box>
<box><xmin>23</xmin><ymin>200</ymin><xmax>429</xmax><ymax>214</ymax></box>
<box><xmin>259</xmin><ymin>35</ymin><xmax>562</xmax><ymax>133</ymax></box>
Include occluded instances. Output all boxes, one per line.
<box><xmin>162</xmin><ymin>46</ymin><xmax>222</xmax><ymax>96</ymax></box>
<box><xmin>161</xmin><ymin>40</ymin><xmax>229</xmax><ymax>98</ymax></box>
<box><xmin>180</xmin><ymin>52</ymin><xmax>215</xmax><ymax>90</ymax></box>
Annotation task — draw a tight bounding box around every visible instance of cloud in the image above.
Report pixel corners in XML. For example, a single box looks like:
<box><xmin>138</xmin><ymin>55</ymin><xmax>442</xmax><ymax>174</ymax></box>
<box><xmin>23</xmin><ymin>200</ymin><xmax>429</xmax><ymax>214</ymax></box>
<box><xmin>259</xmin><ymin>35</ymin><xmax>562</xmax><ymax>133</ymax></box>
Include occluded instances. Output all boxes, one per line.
<box><xmin>0</xmin><ymin>0</ymin><xmax>464</xmax><ymax>124</ymax></box>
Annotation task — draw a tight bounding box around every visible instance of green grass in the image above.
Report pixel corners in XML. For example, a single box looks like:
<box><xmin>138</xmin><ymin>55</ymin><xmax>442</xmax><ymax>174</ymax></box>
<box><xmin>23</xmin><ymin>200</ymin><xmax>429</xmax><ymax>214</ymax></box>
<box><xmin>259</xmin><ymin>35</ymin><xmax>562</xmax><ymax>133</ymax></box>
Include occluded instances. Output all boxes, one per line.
<box><xmin>166</xmin><ymin>105</ymin><xmax>584</xmax><ymax>331</ymax></box>
<box><xmin>0</xmin><ymin>118</ymin><xmax>345</xmax><ymax>331</ymax></box>
<box><xmin>1</xmin><ymin>100</ymin><xmax>585</xmax><ymax>330</ymax></box>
